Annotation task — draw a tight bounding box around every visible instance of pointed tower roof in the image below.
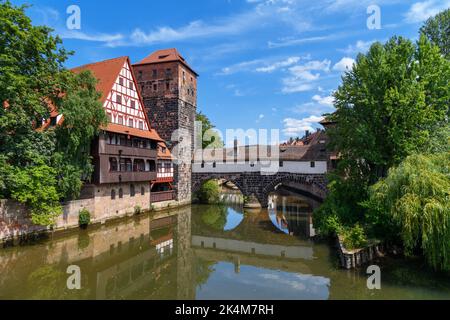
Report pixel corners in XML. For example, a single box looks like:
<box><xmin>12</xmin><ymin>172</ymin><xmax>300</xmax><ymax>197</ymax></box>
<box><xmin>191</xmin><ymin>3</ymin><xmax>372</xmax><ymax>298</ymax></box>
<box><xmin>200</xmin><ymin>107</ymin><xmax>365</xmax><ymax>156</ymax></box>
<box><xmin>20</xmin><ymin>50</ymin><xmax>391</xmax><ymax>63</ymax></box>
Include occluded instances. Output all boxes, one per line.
<box><xmin>134</xmin><ymin>48</ymin><xmax>198</xmax><ymax>76</ymax></box>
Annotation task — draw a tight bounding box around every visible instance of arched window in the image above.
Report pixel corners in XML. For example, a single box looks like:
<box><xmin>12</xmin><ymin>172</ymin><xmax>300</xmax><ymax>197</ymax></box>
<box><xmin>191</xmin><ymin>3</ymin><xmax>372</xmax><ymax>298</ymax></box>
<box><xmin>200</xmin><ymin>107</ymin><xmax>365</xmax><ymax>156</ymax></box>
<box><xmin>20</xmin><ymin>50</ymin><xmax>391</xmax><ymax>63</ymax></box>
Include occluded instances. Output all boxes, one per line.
<box><xmin>119</xmin><ymin>188</ymin><xmax>123</xmax><ymax>199</ymax></box>
<box><xmin>141</xmin><ymin>187</ymin><xmax>145</xmax><ymax>196</ymax></box>
<box><xmin>109</xmin><ymin>157</ymin><xmax>118</xmax><ymax>172</ymax></box>
<box><xmin>130</xmin><ymin>184</ymin><xmax>135</xmax><ymax>197</ymax></box>
<box><xmin>111</xmin><ymin>189</ymin><xmax>116</xmax><ymax>200</ymax></box>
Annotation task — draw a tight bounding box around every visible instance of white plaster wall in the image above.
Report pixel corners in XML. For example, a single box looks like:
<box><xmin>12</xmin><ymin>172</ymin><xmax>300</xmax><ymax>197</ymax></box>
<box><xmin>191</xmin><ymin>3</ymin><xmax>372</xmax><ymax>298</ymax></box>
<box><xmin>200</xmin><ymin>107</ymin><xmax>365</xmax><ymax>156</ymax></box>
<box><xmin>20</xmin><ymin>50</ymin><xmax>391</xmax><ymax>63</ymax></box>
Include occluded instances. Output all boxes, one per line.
<box><xmin>192</xmin><ymin>161</ymin><xmax>327</xmax><ymax>174</ymax></box>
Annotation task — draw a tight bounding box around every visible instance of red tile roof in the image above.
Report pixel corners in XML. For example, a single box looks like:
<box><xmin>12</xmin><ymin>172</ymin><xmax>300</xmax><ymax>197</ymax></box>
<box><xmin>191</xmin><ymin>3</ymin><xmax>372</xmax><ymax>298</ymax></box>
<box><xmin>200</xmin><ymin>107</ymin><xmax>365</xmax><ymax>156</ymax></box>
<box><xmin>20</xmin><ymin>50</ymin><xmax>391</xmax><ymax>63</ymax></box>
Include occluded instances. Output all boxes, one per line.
<box><xmin>157</xmin><ymin>142</ymin><xmax>173</xmax><ymax>159</ymax></box>
<box><xmin>134</xmin><ymin>48</ymin><xmax>198</xmax><ymax>76</ymax></box>
<box><xmin>71</xmin><ymin>56</ymin><xmax>164</xmax><ymax>142</ymax></box>
<box><xmin>72</xmin><ymin>56</ymin><xmax>127</xmax><ymax>104</ymax></box>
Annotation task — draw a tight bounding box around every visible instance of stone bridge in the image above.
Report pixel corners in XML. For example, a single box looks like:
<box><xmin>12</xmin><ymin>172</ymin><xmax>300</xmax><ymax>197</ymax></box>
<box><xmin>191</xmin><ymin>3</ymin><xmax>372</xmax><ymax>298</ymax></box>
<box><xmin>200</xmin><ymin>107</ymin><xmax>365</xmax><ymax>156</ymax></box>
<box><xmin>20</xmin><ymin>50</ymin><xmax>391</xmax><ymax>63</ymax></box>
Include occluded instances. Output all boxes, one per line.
<box><xmin>192</xmin><ymin>172</ymin><xmax>327</xmax><ymax>208</ymax></box>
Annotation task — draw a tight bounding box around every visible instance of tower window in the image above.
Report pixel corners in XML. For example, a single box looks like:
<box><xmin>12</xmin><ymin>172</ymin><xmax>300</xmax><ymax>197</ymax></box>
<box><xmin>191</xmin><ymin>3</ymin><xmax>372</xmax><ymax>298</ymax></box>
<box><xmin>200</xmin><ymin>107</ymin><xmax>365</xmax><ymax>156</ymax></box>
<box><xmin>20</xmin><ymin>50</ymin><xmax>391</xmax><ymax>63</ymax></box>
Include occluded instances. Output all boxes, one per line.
<box><xmin>152</xmin><ymin>69</ymin><xmax>157</xmax><ymax>78</ymax></box>
<box><xmin>166</xmin><ymin>82</ymin><xmax>170</xmax><ymax>90</ymax></box>
<box><xmin>138</xmin><ymin>71</ymin><xmax>143</xmax><ymax>80</ymax></box>
<box><xmin>153</xmin><ymin>84</ymin><xmax>157</xmax><ymax>91</ymax></box>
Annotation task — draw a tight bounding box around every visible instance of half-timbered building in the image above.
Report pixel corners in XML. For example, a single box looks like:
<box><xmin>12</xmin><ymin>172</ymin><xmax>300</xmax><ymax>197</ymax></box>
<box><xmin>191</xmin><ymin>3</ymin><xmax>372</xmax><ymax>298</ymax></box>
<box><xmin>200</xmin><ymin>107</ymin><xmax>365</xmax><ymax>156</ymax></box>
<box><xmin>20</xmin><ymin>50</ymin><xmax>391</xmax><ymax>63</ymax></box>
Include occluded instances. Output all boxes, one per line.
<box><xmin>70</xmin><ymin>56</ymin><xmax>165</xmax><ymax>217</ymax></box>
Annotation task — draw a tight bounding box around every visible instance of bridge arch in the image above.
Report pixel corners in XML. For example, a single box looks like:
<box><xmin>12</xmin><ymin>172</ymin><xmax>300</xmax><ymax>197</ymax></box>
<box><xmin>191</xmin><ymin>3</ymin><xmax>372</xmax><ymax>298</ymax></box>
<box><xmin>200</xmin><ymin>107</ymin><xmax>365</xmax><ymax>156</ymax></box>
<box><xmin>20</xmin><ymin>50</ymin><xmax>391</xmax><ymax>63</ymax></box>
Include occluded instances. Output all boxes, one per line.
<box><xmin>260</xmin><ymin>175</ymin><xmax>327</xmax><ymax>207</ymax></box>
<box><xmin>192</xmin><ymin>172</ymin><xmax>327</xmax><ymax>208</ymax></box>
<box><xmin>192</xmin><ymin>175</ymin><xmax>244</xmax><ymax>196</ymax></box>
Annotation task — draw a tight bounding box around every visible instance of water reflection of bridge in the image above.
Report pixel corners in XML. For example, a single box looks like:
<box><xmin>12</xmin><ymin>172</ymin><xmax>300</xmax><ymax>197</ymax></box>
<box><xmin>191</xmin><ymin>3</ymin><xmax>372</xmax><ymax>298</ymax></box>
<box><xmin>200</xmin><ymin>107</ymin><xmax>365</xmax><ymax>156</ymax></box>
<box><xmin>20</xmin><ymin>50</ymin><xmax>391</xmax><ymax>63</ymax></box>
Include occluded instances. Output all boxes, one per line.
<box><xmin>0</xmin><ymin>202</ymin><xmax>337</xmax><ymax>300</ymax></box>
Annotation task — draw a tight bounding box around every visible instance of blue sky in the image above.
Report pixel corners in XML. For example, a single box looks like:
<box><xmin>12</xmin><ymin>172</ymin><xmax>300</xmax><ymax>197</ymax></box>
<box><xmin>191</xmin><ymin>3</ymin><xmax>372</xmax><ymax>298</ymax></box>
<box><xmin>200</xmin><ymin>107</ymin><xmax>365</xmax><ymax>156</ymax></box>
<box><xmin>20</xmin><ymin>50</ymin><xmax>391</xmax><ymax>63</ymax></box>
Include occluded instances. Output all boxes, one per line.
<box><xmin>13</xmin><ymin>0</ymin><xmax>450</xmax><ymax>142</ymax></box>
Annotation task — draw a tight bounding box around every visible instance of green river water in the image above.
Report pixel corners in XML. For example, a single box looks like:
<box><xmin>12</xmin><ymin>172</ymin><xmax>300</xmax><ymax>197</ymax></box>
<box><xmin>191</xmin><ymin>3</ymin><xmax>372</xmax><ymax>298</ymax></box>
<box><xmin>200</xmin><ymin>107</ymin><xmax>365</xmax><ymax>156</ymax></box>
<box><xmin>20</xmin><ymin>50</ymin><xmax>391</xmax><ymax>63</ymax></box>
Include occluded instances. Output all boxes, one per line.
<box><xmin>0</xmin><ymin>193</ymin><xmax>449</xmax><ymax>300</ymax></box>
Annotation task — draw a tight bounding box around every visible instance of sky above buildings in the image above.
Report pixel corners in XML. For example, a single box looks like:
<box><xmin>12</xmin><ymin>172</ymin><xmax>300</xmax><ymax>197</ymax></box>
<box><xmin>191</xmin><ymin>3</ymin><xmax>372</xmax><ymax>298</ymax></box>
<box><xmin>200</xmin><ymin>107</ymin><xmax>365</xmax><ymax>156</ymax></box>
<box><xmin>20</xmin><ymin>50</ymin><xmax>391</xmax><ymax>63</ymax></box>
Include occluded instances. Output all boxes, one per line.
<box><xmin>13</xmin><ymin>0</ymin><xmax>450</xmax><ymax>143</ymax></box>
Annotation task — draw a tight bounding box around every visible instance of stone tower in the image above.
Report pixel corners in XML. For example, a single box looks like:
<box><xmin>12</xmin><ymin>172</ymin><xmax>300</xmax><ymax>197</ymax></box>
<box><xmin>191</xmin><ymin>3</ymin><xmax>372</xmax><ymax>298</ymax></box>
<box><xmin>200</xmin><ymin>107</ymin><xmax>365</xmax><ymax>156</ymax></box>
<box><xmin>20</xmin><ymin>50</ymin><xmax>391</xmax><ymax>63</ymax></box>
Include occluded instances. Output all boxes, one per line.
<box><xmin>133</xmin><ymin>49</ymin><xmax>197</xmax><ymax>204</ymax></box>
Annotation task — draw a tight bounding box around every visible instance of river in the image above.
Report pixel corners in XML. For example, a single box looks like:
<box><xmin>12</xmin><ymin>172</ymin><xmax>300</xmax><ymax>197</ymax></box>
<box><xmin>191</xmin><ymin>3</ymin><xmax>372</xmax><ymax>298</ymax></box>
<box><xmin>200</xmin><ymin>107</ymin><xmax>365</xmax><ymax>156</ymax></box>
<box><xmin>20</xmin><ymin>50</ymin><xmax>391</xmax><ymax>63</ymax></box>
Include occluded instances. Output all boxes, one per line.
<box><xmin>0</xmin><ymin>192</ymin><xmax>449</xmax><ymax>300</ymax></box>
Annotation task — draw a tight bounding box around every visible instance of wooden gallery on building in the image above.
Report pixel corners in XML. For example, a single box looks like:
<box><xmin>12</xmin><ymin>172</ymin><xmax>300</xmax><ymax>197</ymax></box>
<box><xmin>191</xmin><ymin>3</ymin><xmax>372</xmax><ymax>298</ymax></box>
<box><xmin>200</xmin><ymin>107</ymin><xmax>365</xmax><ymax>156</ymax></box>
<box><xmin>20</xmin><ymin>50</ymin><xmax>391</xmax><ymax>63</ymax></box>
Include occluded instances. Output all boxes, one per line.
<box><xmin>44</xmin><ymin>51</ymin><xmax>196</xmax><ymax>220</ymax></box>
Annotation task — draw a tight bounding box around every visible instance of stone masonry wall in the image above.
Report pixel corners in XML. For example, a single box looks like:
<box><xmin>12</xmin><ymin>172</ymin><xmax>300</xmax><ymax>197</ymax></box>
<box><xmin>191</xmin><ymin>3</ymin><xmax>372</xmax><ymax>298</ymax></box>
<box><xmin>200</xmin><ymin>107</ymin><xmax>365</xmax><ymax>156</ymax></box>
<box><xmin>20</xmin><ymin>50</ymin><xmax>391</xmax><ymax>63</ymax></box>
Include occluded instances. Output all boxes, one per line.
<box><xmin>192</xmin><ymin>172</ymin><xmax>327</xmax><ymax>207</ymax></box>
<box><xmin>0</xmin><ymin>182</ymin><xmax>152</xmax><ymax>244</ymax></box>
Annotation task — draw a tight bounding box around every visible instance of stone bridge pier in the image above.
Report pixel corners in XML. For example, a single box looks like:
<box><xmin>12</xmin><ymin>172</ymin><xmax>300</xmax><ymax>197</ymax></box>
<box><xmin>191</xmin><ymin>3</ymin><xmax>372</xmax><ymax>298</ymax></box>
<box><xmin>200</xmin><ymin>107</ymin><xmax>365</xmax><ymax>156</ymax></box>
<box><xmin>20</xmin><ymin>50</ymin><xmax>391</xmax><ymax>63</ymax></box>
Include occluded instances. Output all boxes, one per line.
<box><xmin>191</xmin><ymin>172</ymin><xmax>327</xmax><ymax>208</ymax></box>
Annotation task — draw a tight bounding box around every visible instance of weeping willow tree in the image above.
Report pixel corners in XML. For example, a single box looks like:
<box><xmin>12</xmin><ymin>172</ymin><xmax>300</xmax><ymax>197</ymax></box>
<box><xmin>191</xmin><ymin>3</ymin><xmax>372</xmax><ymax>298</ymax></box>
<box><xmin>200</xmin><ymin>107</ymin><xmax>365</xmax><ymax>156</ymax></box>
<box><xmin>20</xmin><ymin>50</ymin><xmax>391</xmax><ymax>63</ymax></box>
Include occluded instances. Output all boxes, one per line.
<box><xmin>366</xmin><ymin>152</ymin><xmax>450</xmax><ymax>271</ymax></box>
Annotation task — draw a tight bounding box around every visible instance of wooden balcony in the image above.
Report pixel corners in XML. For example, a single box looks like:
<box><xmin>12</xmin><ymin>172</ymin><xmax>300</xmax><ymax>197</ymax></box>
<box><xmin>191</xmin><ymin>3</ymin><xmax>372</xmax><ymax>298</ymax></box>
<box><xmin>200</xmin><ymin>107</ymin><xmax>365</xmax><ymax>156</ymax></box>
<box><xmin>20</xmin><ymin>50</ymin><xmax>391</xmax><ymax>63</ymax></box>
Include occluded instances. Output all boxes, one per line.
<box><xmin>151</xmin><ymin>191</ymin><xmax>175</xmax><ymax>203</ymax></box>
<box><xmin>101</xmin><ymin>171</ymin><xmax>156</xmax><ymax>184</ymax></box>
<box><xmin>103</xmin><ymin>144</ymin><xmax>157</xmax><ymax>158</ymax></box>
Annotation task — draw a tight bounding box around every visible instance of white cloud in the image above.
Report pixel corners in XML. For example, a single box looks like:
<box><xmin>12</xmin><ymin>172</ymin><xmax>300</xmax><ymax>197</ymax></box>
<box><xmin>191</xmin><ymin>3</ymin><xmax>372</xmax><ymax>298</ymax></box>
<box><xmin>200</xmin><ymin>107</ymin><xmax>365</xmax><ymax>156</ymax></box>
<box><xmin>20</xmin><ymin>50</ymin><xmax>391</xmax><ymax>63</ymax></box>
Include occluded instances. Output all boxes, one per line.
<box><xmin>122</xmin><ymin>0</ymin><xmax>310</xmax><ymax>47</ymax></box>
<box><xmin>341</xmin><ymin>40</ymin><xmax>377</xmax><ymax>54</ymax></box>
<box><xmin>292</xmin><ymin>93</ymin><xmax>335</xmax><ymax>116</ymax></box>
<box><xmin>333</xmin><ymin>57</ymin><xmax>355</xmax><ymax>72</ymax></box>
<box><xmin>404</xmin><ymin>0</ymin><xmax>450</xmax><ymax>23</ymax></box>
<box><xmin>325</xmin><ymin>0</ymin><xmax>401</xmax><ymax>12</ymax></box>
<box><xmin>283</xmin><ymin>115</ymin><xmax>324</xmax><ymax>136</ymax></box>
<box><xmin>256</xmin><ymin>114</ymin><xmax>265</xmax><ymax>123</ymax></box>
<box><xmin>312</xmin><ymin>94</ymin><xmax>334</xmax><ymax>106</ymax></box>
<box><xmin>282</xmin><ymin>59</ymin><xmax>331</xmax><ymax>93</ymax></box>
<box><xmin>220</xmin><ymin>55</ymin><xmax>307</xmax><ymax>75</ymax></box>
<box><xmin>256</xmin><ymin>56</ymin><xmax>301</xmax><ymax>73</ymax></box>
<box><xmin>268</xmin><ymin>36</ymin><xmax>330</xmax><ymax>48</ymax></box>
<box><xmin>219</xmin><ymin>59</ymin><xmax>264</xmax><ymax>75</ymax></box>
<box><xmin>60</xmin><ymin>30</ymin><xmax>124</xmax><ymax>43</ymax></box>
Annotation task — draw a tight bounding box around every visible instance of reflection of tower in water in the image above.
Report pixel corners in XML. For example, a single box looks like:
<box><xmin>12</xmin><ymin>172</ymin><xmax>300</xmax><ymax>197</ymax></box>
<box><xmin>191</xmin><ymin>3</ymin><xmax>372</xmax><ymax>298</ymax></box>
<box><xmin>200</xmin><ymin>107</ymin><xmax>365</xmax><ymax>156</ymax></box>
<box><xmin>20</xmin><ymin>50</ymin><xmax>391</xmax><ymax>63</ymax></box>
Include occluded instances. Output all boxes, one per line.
<box><xmin>269</xmin><ymin>194</ymin><xmax>316</xmax><ymax>238</ymax></box>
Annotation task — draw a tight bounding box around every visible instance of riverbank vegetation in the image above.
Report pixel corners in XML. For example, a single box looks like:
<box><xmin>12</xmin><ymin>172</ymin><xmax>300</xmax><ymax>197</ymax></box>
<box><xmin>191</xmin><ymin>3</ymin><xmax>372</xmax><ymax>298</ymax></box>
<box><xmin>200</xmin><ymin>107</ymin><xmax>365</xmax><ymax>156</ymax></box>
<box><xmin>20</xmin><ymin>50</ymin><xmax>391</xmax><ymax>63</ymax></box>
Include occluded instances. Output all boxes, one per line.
<box><xmin>315</xmin><ymin>9</ymin><xmax>450</xmax><ymax>271</ymax></box>
<box><xmin>195</xmin><ymin>180</ymin><xmax>222</xmax><ymax>204</ymax></box>
<box><xmin>0</xmin><ymin>2</ymin><xmax>106</xmax><ymax>226</ymax></box>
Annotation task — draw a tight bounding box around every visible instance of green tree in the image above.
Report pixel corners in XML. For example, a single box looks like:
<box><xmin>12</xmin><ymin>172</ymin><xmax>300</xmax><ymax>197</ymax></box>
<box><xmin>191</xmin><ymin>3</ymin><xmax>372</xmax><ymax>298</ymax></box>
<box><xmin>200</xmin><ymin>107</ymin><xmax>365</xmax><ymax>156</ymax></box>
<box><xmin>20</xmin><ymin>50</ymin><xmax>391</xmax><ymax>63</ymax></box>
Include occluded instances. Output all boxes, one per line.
<box><xmin>365</xmin><ymin>153</ymin><xmax>450</xmax><ymax>271</ymax></box>
<box><xmin>316</xmin><ymin>35</ymin><xmax>450</xmax><ymax>236</ymax></box>
<box><xmin>196</xmin><ymin>111</ymin><xmax>224</xmax><ymax>149</ymax></box>
<box><xmin>196</xmin><ymin>180</ymin><xmax>221</xmax><ymax>204</ymax></box>
<box><xmin>421</xmin><ymin>9</ymin><xmax>450</xmax><ymax>59</ymax></box>
<box><xmin>0</xmin><ymin>1</ymin><xmax>106</xmax><ymax>224</ymax></box>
